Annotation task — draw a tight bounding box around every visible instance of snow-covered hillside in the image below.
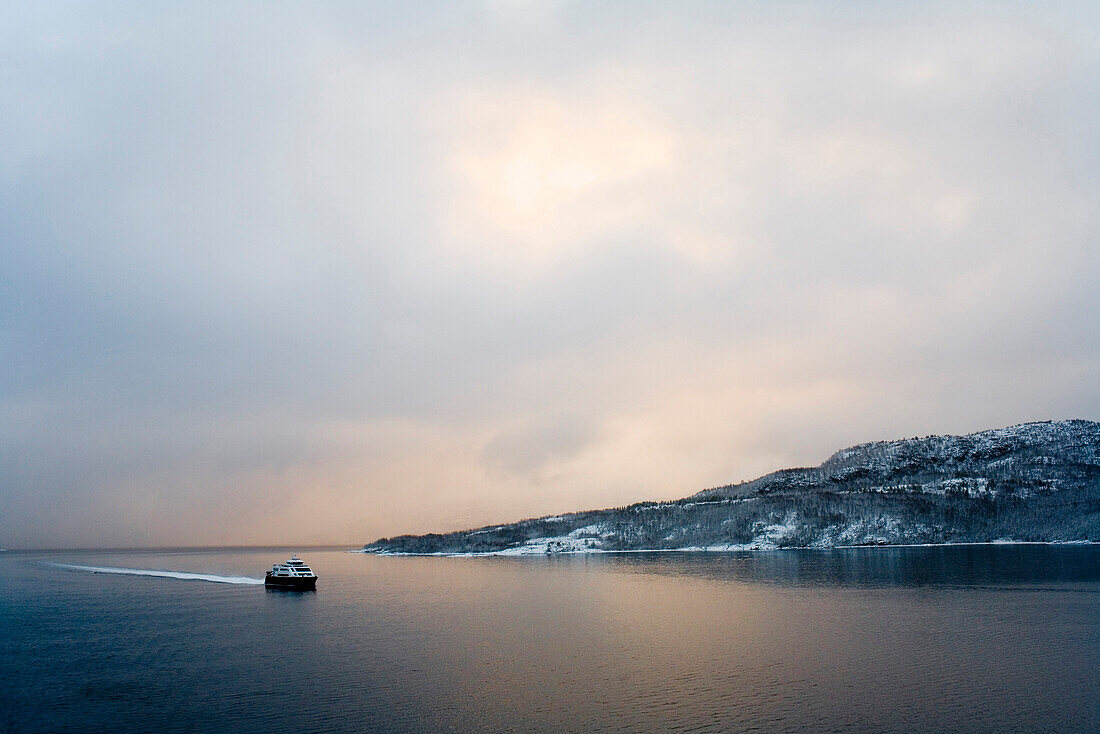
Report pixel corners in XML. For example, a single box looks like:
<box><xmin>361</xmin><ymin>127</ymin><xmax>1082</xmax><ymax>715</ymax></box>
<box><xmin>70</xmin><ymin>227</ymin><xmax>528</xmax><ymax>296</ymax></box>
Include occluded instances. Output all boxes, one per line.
<box><xmin>363</xmin><ymin>420</ymin><xmax>1100</xmax><ymax>555</ymax></box>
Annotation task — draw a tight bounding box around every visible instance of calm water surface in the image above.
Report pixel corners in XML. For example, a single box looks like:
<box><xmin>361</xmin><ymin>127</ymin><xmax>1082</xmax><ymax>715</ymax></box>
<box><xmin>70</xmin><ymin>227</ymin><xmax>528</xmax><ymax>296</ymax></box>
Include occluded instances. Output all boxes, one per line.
<box><xmin>2</xmin><ymin>546</ymin><xmax>1098</xmax><ymax>733</ymax></box>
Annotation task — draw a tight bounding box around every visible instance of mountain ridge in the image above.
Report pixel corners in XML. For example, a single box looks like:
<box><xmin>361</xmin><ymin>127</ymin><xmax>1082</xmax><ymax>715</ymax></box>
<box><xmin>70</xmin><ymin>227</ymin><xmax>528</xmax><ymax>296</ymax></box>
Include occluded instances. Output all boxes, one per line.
<box><xmin>362</xmin><ymin>420</ymin><xmax>1100</xmax><ymax>555</ymax></box>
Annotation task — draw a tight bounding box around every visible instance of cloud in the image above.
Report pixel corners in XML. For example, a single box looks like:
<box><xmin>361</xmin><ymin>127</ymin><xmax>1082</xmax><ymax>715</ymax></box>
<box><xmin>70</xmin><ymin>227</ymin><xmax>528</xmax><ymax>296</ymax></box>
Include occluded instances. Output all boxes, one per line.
<box><xmin>1</xmin><ymin>1</ymin><xmax>1098</xmax><ymax>547</ymax></box>
<box><xmin>437</xmin><ymin>82</ymin><xmax>678</xmax><ymax>267</ymax></box>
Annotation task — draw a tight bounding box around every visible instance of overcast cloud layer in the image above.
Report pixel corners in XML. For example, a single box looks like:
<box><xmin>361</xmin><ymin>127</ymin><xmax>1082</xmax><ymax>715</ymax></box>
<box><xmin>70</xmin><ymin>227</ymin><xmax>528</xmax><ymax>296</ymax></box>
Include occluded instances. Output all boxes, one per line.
<box><xmin>2</xmin><ymin>1</ymin><xmax>1098</xmax><ymax>548</ymax></box>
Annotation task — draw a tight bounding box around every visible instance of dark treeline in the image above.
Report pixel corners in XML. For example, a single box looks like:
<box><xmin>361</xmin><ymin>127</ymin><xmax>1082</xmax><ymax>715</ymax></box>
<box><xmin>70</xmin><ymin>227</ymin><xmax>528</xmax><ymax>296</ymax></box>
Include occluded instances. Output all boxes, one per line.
<box><xmin>364</xmin><ymin>420</ymin><xmax>1100</xmax><ymax>554</ymax></box>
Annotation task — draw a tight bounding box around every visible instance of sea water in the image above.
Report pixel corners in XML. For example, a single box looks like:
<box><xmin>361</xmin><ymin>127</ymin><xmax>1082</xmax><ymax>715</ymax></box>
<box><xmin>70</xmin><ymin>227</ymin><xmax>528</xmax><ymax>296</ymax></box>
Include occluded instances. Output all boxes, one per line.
<box><xmin>2</xmin><ymin>545</ymin><xmax>1098</xmax><ymax>733</ymax></box>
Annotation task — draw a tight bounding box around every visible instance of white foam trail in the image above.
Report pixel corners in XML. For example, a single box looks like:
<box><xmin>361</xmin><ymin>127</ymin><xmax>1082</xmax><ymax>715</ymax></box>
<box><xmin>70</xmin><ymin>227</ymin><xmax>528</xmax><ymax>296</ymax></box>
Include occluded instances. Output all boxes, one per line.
<box><xmin>51</xmin><ymin>563</ymin><xmax>264</xmax><ymax>585</ymax></box>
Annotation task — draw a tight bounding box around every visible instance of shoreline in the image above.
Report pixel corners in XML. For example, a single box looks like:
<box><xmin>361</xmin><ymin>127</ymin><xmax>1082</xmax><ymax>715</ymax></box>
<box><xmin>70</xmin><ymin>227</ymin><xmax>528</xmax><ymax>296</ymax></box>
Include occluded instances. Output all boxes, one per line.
<box><xmin>356</xmin><ymin>539</ymin><xmax>1097</xmax><ymax>557</ymax></box>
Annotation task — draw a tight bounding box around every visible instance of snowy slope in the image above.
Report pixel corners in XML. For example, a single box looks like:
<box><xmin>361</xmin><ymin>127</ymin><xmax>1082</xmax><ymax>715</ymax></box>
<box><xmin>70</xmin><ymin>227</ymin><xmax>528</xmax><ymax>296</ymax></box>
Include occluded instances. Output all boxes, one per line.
<box><xmin>363</xmin><ymin>420</ymin><xmax>1100</xmax><ymax>555</ymax></box>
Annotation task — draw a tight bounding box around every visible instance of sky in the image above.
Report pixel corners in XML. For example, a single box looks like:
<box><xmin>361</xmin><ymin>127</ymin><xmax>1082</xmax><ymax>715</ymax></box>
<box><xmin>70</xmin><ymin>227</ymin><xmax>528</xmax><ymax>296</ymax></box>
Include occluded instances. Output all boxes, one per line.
<box><xmin>2</xmin><ymin>1</ymin><xmax>1099</xmax><ymax>549</ymax></box>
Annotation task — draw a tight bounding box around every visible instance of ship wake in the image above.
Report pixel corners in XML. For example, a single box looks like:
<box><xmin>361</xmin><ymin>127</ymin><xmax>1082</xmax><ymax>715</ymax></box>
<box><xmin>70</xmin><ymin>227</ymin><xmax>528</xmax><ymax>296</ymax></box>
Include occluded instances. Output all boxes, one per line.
<box><xmin>50</xmin><ymin>563</ymin><xmax>264</xmax><ymax>585</ymax></box>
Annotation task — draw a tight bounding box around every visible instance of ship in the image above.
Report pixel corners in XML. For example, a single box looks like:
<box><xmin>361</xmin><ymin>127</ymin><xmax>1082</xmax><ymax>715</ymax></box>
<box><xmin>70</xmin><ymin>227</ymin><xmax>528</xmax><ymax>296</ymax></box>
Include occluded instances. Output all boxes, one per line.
<box><xmin>264</xmin><ymin>554</ymin><xmax>318</xmax><ymax>590</ymax></box>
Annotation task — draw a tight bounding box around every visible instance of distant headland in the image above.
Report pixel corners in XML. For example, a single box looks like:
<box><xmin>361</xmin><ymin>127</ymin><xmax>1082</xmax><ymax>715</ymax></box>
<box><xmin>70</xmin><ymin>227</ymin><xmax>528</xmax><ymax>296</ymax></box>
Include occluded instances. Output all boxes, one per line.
<box><xmin>362</xmin><ymin>420</ymin><xmax>1100</xmax><ymax>555</ymax></box>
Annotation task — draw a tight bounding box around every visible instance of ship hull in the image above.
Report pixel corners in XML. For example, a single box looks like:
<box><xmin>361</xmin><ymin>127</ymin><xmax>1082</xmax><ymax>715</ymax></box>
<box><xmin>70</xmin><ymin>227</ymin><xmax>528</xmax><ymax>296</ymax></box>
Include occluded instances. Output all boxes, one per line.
<box><xmin>264</xmin><ymin>574</ymin><xmax>317</xmax><ymax>590</ymax></box>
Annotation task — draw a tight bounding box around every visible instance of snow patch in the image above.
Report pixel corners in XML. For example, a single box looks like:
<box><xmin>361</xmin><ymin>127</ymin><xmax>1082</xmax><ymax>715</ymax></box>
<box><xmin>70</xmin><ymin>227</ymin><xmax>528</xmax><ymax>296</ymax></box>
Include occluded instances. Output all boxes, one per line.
<box><xmin>496</xmin><ymin>523</ymin><xmax>612</xmax><ymax>555</ymax></box>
